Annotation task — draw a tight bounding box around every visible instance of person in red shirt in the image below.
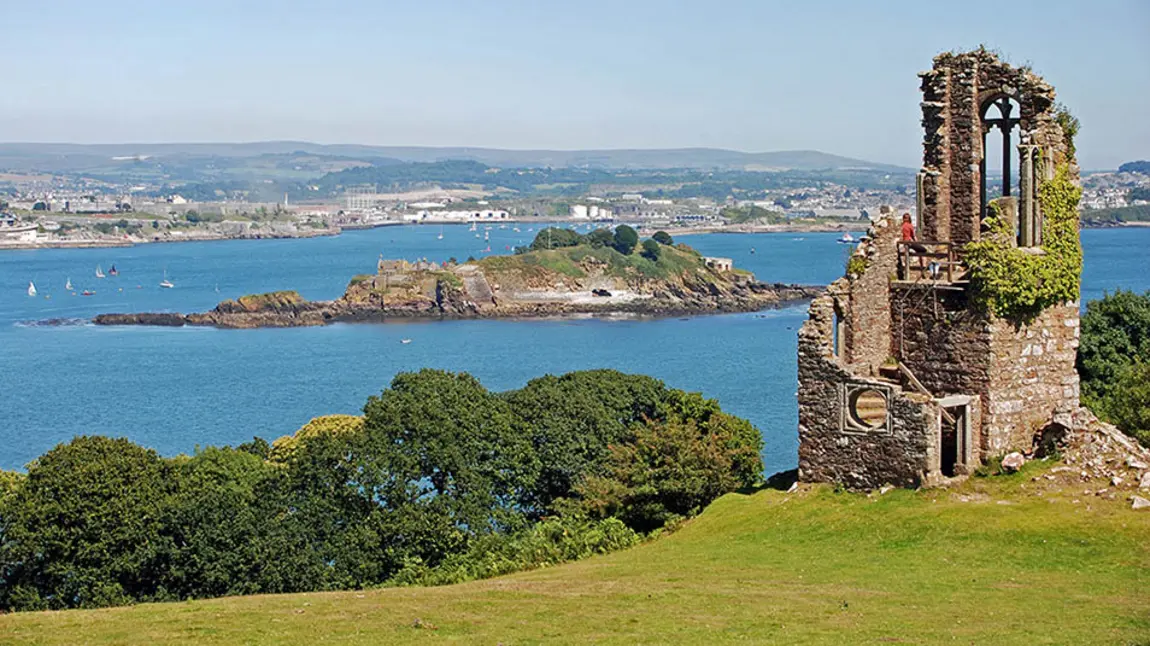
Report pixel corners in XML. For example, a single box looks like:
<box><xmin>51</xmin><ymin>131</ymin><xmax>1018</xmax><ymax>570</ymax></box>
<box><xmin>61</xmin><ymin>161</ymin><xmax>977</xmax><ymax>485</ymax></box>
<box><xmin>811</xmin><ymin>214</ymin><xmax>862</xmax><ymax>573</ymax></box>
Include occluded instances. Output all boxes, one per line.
<box><xmin>902</xmin><ymin>213</ymin><xmax>927</xmax><ymax>252</ymax></box>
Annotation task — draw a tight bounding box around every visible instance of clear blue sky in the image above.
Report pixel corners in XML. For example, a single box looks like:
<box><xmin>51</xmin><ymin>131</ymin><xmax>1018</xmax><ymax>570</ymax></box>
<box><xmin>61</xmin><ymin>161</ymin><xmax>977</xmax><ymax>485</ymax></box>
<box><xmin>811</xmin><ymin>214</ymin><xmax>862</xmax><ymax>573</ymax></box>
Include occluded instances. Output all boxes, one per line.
<box><xmin>1</xmin><ymin>0</ymin><xmax>1146</xmax><ymax>168</ymax></box>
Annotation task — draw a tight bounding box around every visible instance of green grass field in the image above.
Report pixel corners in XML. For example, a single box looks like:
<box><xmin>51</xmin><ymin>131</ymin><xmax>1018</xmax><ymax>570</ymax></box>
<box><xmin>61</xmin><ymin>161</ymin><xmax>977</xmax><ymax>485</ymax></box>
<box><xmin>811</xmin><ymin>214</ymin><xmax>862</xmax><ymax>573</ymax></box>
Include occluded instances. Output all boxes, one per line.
<box><xmin>3</xmin><ymin>465</ymin><xmax>1148</xmax><ymax>645</ymax></box>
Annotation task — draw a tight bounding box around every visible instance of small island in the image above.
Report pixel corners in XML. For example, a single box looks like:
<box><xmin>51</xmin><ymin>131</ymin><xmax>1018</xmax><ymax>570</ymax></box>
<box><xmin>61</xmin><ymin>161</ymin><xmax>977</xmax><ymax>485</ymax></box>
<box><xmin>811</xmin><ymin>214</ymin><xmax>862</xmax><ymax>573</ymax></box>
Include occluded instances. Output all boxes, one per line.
<box><xmin>93</xmin><ymin>227</ymin><xmax>820</xmax><ymax>329</ymax></box>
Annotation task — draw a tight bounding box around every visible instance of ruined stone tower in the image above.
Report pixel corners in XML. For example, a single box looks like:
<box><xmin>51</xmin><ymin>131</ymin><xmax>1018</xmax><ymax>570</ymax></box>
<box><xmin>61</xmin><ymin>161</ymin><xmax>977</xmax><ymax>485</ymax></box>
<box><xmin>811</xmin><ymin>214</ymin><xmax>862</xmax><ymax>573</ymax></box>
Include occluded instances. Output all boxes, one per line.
<box><xmin>797</xmin><ymin>50</ymin><xmax>1082</xmax><ymax>489</ymax></box>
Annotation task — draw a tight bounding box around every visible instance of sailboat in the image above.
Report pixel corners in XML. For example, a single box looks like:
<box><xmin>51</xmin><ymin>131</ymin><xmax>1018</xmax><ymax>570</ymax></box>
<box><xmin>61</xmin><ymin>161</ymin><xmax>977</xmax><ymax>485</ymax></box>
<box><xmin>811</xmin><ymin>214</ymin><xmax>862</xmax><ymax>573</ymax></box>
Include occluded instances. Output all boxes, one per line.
<box><xmin>437</xmin><ymin>225</ymin><xmax>444</xmax><ymax>240</ymax></box>
<box><xmin>27</xmin><ymin>281</ymin><xmax>37</xmax><ymax>297</ymax></box>
<box><xmin>160</xmin><ymin>269</ymin><xmax>174</xmax><ymax>289</ymax></box>
<box><xmin>65</xmin><ymin>277</ymin><xmax>73</xmax><ymax>291</ymax></box>
<box><xmin>469</xmin><ymin>222</ymin><xmax>477</xmax><ymax>232</ymax></box>
<box><xmin>108</xmin><ymin>265</ymin><xmax>119</xmax><ymax>276</ymax></box>
<box><xmin>95</xmin><ymin>265</ymin><xmax>105</xmax><ymax>278</ymax></box>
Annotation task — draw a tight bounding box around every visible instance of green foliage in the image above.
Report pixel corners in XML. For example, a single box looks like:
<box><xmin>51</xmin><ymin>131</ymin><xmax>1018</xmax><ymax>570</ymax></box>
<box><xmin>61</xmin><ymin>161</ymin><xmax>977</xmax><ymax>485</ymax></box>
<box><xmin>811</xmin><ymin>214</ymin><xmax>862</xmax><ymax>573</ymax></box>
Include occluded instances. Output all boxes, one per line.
<box><xmin>389</xmin><ymin>516</ymin><xmax>640</xmax><ymax>587</ymax></box>
<box><xmin>0</xmin><ymin>370</ymin><xmax>762</xmax><ymax>612</ymax></box>
<box><xmin>964</xmin><ymin>165</ymin><xmax>1082</xmax><ymax>322</ymax></box>
<box><xmin>574</xmin><ymin>392</ymin><xmax>763</xmax><ymax>532</ymax></box>
<box><xmin>640</xmin><ymin>238</ymin><xmax>662</xmax><ymax>261</ymax></box>
<box><xmin>1054</xmin><ymin>104</ymin><xmax>1080</xmax><ymax>158</ymax></box>
<box><xmin>585</xmin><ymin>228</ymin><xmax>615</xmax><ymax>248</ymax></box>
<box><xmin>1077</xmin><ymin>290</ymin><xmax>1150</xmax><ymax>445</ymax></box>
<box><xmin>845</xmin><ymin>254</ymin><xmax>868</xmax><ymax>277</ymax></box>
<box><xmin>0</xmin><ymin>437</ymin><xmax>177</xmax><ymax>611</ymax></box>
<box><xmin>530</xmin><ymin>227</ymin><xmax>583</xmax><ymax>251</ymax></box>
<box><xmin>612</xmin><ymin>224</ymin><xmax>639</xmax><ymax>254</ymax></box>
<box><xmin>503</xmin><ymin>370</ymin><xmax>672</xmax><ymax>513</ymax></box>
<box><xmin>652</xmin><ymin>230</ymin><xmax>674</xmax><ymax>245</ymax></box>
<box><xmin>269</xmin><ymin>414</ymin><xmax>365</xmax><ymax>464</ymax></box>
<box><xmin>1100</xmin><ymin>362</ymin><xmax>1150</xmax><ymax>446</ymax></box>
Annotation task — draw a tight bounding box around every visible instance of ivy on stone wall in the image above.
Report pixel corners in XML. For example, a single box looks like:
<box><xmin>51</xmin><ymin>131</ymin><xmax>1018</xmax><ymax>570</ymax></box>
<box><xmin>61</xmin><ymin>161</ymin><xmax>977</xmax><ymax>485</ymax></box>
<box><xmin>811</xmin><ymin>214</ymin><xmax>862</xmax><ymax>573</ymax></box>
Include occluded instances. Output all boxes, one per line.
<box><xmin>964</xmin><ymin>164</ymin><xmax>1082</xmax><ymax>323</ymax></box>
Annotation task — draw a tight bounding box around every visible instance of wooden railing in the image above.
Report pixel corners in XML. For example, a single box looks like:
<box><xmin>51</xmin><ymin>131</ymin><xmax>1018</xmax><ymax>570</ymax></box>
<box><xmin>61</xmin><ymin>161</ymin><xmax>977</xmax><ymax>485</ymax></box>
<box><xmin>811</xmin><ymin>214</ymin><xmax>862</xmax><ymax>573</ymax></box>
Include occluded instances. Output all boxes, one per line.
<box><xmin>897</xmin><ymin>240</ymin><xmax>965</xmax><ymax>283</ymax></box>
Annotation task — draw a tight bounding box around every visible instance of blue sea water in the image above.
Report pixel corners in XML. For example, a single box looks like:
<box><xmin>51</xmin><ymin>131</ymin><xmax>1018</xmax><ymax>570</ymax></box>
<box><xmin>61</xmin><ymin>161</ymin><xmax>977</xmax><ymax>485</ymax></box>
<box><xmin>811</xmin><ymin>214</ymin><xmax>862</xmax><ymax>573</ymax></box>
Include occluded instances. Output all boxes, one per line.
<box><xmin>1</xmin><ymin>225</ymin><xmax>1147</xmax><ymax>474</ymax></box>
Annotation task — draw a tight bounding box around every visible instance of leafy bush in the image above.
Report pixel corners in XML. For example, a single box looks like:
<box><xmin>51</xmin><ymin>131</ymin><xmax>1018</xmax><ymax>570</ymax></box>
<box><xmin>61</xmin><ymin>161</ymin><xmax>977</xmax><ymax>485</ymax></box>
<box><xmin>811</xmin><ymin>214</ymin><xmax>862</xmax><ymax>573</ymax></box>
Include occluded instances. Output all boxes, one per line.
<box><xmin>389</xmin><ymin>516</ymin><xmax>640</xmax><ymax>587</ymax></box>
<box><xmin>586</xmin><ymin>228</ymin><xmax>615</xmax><ymax>248</ymax></box>
<box><xmin>573</xmin><ymin>392</ymin><xmax>763</xmax><ymax>532</ymax></box>
<box><xmin>0</xmin><ymin>437</ymin><xmax>178</xmax><ymax>611</ymax></box>
<box><xmin>652</xmin><ymin>230</ymin><xmax>674</xmax><ymax>245</ymax></box>
<box><xmin>640</xmin><ymin>238</ymin><xmax>662</xmax><ymax>261</ymax></box>
<box><xmin>530</xmin><ymin>227</ymin><xmax>583</xmax><ymax>250</ymax></box>
<box><xmin>1078</xmin><ymin>290</ymin><xmax>1150</xmax><ymax>445</ymax></box>
<box><xmin>612</xmin><ymin>224</ymin><xmax>639</xmax><ymax>254</ymax></box>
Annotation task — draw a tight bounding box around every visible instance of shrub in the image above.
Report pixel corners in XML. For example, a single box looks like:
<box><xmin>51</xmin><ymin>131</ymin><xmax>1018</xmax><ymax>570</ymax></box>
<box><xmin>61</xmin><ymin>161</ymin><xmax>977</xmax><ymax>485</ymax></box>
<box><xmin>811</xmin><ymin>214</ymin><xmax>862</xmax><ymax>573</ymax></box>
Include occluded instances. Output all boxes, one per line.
<box><xmin>0</xmin><ymin>437</ymin><xmax>178</xmax><ymax>610</ymax></box>
<box><xmin>530</xmin><ymin>227</ymin><xmax>583</xmax><ymax>251</ymax></box>
<box><xmin>586</xmin><ymin>228</ymin><xmax>614</xmax><ymax>248</ymax></box>
<box><xmin>389</xmin><ymin>516</ymin><xmax>640</xmax><ymax>587</ymax></box>
<box><xmin>652</xmin><ymin>230</ymin><xmax>674</xmax><ymax>245</ymax></box>
<box><xmin>640</xmin><ymin>238</ymin><xmax>662</xmax><ymax>261</ymax></box>
<box><xmin>612</xmin><ymin>224</ymin><xmax>639</xmax><ymax>254</ymax></box>
<box><xmin>1078</xmin><ymin>290</ymin><xmax>1150</xmax><ymax>445</ymax></box>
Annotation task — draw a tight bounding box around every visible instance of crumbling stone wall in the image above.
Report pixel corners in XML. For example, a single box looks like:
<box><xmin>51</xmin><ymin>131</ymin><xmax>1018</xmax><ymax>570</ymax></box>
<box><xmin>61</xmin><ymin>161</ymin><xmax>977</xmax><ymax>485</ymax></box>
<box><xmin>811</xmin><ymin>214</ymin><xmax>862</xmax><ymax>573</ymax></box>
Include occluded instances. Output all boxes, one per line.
<box><xmin>840</xmin><ymin>217</ymin><xmax>901</xmax><ymax>376</ymax></box>
<box><xmin>918</xmin><ymin>49</ymin><xmax>1062</xmax><ymax>245</ymax></box>
<box><xmin>798</xmin><ymin>293</ymin><xmax>940</xmax><ymax>489</ymax></box>
<box><xmin>983</xmin><ymin>303</ymin><xmax>1080</xmax><ymax>453</ymax></box>
<box><xmin>889</xmin><ymin>285</ymin><xmax>1078</xmax><ymax>461</ymax></box>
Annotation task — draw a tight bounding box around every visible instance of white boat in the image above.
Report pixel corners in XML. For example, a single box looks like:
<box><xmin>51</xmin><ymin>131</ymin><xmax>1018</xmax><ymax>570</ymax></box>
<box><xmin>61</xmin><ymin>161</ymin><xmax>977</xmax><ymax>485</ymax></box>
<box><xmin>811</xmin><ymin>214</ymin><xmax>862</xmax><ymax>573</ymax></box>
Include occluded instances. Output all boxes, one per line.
<box><xmin>437</xmin><ymin>225</ymin><xmax>444</xmax><ymax>240</ymax></box>
<box><xmin>27</xmin><ymin>281</ymin><xmax>37</xmax><ymax>297</ymax></box>
<box><xmin>160</xmin><ymin>269</ymin><xmax>174</xmax><ymax>289</ymax></box>
<box><xmin>400</xmin><ymin>338</ymin><xmax>412</xmax><ymax>344</ymax></box>
<box><xmin>838</xmin><ymin>233</ymin><xmax>855</xmax><ymax>244</ymax></box>
<box><xmin>95</xmin><ymin>265</ymin><xmax>105</xmax><ymax>278</ymax></box>
<box><xmin>469</xmin><ymin>222</ymin><xmax>477</xmax><ymax>232</ymax></box>
<box><xmin>65</xmin><ymin>278</ymin><xmax>73</xmax><ymax>291</ymax></box>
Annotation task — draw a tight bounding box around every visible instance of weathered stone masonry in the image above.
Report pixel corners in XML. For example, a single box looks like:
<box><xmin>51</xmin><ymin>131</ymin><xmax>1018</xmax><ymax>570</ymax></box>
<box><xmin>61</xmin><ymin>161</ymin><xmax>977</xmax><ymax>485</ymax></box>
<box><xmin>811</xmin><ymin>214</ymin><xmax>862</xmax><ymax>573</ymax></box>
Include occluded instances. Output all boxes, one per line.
<box><xmin>798</xmin><ymin>51</ymin><xmax>1080</xmax><ymax>489</ymax></box>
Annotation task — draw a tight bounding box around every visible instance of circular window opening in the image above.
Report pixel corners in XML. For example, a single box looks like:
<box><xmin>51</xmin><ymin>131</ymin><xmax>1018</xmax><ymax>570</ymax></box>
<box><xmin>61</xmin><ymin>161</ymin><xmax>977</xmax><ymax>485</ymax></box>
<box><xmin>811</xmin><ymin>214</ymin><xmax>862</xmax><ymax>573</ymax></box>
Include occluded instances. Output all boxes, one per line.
<box><xmin>850</xmin><ymin>389</ymin><xmax>888</xmax><ymax>429</ymax></box>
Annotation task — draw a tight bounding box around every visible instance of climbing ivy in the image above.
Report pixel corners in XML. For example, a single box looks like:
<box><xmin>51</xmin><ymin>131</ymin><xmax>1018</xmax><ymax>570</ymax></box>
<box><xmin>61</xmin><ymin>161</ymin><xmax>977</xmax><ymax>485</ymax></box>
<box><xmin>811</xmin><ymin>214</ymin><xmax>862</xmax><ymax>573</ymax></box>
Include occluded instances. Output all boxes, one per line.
<box><xmin>845</xmin><ymin>254</ymin><xmax>868</xmax><ymax>277</ymax></box>
<box><xmin>964</xmin><ymin>164</ymin><xmax>1082</xmax><ymax>323</ymax></box>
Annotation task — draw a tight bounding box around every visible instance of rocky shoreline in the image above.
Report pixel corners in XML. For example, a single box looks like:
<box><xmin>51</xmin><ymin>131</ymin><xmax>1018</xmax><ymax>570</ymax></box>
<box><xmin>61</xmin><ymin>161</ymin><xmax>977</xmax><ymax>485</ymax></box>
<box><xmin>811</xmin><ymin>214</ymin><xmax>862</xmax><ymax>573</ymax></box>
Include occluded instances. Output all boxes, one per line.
<box><xmin>91</xmin><ymin>244</ymin><xmax>821</xmax><ymax>329</ymax></box>
<box><xmin>93</xmin><ymin>283</ymin><xmax>821</xmax><ymax>329</ymax></box>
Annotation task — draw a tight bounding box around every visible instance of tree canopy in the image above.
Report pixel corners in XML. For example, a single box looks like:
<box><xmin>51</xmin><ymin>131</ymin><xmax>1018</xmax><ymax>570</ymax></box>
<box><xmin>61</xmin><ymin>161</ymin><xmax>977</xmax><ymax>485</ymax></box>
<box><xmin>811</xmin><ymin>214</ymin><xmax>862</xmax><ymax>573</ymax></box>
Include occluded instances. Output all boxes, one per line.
<box><xmin>1078</xmin><ymin>290</ymin><xmax>1150</xmax><ymax>445</ymax></box>
<box><xmin>612</xmin><ymin>224</ymin><xmax>639</xmax><ymax>254</ymax></box>
<box><xmin>0</xmin><ymin>370</ymin><xmax>764</xmax><ymax>612</ymax></box>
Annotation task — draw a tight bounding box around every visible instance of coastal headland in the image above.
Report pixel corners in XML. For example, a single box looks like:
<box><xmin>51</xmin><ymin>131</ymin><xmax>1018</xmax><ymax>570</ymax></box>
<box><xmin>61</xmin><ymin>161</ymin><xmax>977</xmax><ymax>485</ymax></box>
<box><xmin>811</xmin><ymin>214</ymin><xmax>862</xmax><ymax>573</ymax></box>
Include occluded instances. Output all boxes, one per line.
<box><xmin>92</xmin><ymin>241</ymin><xmax>820</xmax><ymax>328</ymax></box>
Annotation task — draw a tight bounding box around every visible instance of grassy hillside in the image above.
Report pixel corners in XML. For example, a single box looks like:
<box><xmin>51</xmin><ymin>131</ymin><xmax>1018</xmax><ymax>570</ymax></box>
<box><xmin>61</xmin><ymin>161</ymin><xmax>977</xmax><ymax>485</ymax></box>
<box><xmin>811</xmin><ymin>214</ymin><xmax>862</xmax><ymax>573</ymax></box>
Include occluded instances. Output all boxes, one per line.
<box><xmin>479</xmin><ymin>243</ymin><xmax>708</xmax><ymax>282</ymax></box>
<box><xmin>3</xmin><ymin>463</ymin><xmax>1147</xmax><ymax>645</ymax></box>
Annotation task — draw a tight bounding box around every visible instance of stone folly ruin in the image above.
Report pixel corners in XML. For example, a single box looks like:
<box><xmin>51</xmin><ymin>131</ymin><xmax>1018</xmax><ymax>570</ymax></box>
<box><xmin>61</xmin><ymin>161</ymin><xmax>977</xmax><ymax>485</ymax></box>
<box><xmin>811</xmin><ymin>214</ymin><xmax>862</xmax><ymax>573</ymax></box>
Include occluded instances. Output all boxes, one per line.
<box><xmin>797</xmin><ymin>50</ymin><xmax>1082</xmax><ymax>489</ymax></box>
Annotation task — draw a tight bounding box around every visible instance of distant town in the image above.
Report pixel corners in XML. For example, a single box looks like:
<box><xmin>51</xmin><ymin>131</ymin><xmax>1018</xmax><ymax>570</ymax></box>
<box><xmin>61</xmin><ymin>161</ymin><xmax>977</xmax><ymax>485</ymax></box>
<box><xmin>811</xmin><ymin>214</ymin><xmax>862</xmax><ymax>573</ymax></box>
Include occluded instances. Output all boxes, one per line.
<box><xmin>1</xmin><ymin>145</ymin><xmax>1147</xmax><ymax>249</ymax></box>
